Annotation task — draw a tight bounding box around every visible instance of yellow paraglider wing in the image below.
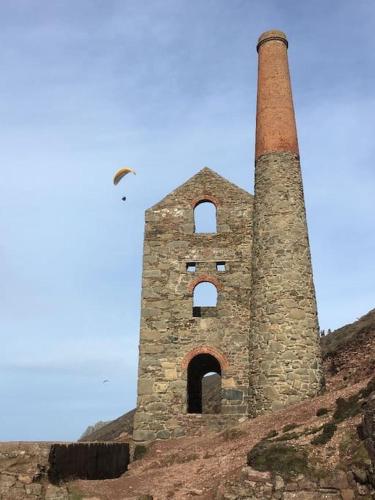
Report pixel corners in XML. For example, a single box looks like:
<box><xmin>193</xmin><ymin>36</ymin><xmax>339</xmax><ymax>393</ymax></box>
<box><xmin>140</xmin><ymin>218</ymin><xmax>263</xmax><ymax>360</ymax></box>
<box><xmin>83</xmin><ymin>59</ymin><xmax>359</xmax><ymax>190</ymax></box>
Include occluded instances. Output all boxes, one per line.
<box><xmin>113</xmin><ymin>167</ymin><xmax>136</xmax><ymax>185</ymax></box>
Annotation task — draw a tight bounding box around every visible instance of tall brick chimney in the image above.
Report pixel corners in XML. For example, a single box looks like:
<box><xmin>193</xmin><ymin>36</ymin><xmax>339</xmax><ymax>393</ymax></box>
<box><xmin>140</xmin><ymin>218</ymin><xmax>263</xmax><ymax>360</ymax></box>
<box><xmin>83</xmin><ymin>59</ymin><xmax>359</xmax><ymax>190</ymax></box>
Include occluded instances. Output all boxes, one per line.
<box><xmin>249</xmin><ymin>31</ymin><xmax>323</xmax><ymax>413</ymax></box>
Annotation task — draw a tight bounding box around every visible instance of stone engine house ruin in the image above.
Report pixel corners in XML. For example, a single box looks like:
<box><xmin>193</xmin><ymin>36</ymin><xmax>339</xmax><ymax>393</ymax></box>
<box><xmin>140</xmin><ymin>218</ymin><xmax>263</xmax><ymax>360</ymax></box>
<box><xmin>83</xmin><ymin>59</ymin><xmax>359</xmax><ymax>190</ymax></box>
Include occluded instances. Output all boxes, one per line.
<box><xmin>133</xmin><ymin>30</ymin><xmax>323</xmax><ymax>444</ymax></box>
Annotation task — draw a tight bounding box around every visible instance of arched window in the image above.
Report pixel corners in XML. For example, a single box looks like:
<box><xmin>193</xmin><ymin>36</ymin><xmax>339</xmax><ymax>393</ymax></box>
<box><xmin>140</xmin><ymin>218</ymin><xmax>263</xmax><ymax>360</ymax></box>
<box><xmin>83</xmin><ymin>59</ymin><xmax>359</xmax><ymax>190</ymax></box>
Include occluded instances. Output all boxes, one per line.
<box><xmin>187</xmin><ymin>354</ymin><xmax>221</xmax><ymax>414</ymax></box>
<box><xmin>194</xmin><ymin>201</ymin><xmax>217</xmax><ymax>233</ymax></box>
<box><xmin>192</xmin><ymin>282</ymin><xmax>217</xmax><ymax>317</ymax></box>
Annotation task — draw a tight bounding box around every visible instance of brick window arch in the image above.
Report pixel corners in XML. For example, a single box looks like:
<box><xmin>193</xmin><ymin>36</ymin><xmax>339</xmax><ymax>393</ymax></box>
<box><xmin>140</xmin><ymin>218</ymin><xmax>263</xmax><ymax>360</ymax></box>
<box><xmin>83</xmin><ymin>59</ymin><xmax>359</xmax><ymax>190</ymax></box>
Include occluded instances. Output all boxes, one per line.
<box><xmin>188</xmin><ymin>275</ymin><xmax>223</xmax><ymax>294</ymax></box>
<box><xmin>191</xmin><ymin>194</ymin><xmax>220</xmax><ymax>208</ymax></box>
<box><xmin>181</xmin><ymin>346</ymin><xmax>229</xmax><ymax>371</ymax></box>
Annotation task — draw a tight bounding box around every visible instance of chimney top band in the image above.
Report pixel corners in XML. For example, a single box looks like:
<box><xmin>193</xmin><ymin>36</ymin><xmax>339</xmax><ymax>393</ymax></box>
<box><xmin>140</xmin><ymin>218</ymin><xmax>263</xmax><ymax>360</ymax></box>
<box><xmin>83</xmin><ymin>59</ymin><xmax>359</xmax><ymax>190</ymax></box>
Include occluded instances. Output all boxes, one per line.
<box><xmin>257</xmin><ymin>30</ymin><xmax>288</xmax><ymax>52</ymax></box>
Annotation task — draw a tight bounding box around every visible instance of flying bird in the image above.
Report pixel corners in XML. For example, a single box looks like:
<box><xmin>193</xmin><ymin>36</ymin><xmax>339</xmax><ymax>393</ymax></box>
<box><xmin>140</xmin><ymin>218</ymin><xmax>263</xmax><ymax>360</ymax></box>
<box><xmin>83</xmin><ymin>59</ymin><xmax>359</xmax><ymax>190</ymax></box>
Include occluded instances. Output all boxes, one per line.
<box><xmin>102</xmin><ymin>379</ymin><xmax>110</xmax><ymax>384</ymax></box>
<box><xmin>113</xmin><ymin>167</ymin><xmax>136</xmax><ymax>201</ymax></box>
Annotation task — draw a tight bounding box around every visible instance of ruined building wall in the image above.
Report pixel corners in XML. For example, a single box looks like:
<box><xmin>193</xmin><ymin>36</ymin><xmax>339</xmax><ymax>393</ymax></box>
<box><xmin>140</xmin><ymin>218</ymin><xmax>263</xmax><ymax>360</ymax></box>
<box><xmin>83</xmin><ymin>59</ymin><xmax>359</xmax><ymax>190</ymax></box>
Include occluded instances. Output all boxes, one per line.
<box><xmin>133</xmin><ymin>30</ymin><xmax>323</xmax><ymax>443</ymax></box>
<box><xmin>133</xmin><ymin>168</ymin><xmax>253</xmax><ymax>443</ymax></box>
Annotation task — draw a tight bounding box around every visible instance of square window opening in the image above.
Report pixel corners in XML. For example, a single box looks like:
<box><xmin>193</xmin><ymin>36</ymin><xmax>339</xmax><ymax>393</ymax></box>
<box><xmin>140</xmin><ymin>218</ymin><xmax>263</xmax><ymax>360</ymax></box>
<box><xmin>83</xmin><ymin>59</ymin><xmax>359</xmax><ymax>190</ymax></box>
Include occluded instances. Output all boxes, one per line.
<box><xmin>186</xmin><ymin>262</ymin><xmax>196</xmax><ymax>272</ymax></box>
<box><xmin>216</xmin><ymin>262</ymin><xmax>226</xmax><ymax>272</ymax></box>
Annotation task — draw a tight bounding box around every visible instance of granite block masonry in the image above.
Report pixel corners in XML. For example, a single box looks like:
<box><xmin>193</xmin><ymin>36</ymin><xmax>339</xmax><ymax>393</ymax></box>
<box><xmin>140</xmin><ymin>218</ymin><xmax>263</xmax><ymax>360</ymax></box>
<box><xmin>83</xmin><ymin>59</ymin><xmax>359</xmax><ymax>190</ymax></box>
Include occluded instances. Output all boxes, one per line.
<box><xmin>133</xmin><ymin>30</ymin><xmax>323</xmax><ymax>444</ymax></box>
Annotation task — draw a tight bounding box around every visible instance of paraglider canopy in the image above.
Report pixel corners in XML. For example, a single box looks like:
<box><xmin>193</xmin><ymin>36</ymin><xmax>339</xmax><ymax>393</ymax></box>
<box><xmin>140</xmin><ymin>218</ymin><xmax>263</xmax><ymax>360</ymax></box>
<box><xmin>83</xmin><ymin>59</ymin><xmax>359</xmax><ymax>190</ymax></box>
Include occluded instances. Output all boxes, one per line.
<box><xmin>113</xmin><ymin>167</ymin><xmax>136</xmax><ymax>185</ymax></box>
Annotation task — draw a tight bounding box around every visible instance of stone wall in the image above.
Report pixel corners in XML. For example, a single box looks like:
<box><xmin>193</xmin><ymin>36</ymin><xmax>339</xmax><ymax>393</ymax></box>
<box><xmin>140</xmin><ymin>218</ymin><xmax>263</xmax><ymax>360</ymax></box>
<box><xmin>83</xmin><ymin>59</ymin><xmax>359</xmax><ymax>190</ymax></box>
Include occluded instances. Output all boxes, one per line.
<box><xmin>249</xmin><ymin>151</ymin><xmax>323</xmax><ymax>413</ymax></box>
<box><xmin>0</xmin><ymin>441</ymin><xmax>129</xmax><ymax>499</ymax></box>
<box><xmin>0</xmin><ymin>442</ymin><xmax>50</xmax><ymax>499</ymax></box>
<box><xmin>133</xmin><ymin>29</ymin><xmax>323</xmax><ymax>444</ymax></box>
<box><xmin>133</xmin><ymin>167</ymin><xmax>253</xmax><ymax>442</ymax></box>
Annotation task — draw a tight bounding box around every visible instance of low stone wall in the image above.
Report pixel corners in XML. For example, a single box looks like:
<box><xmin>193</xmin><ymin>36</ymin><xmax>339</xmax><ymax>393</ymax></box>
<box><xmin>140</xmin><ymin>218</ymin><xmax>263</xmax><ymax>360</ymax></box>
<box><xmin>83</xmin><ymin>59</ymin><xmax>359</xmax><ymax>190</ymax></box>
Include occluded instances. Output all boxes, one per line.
<box><xmin>0</xmin><ymin>442</ymin><xmax>50</xmax><ymax>499</ymax></box>
<box><xmin>0</xmin><ymin>441</ymin><xmax>129</xmax><ymax>499</ymax></box>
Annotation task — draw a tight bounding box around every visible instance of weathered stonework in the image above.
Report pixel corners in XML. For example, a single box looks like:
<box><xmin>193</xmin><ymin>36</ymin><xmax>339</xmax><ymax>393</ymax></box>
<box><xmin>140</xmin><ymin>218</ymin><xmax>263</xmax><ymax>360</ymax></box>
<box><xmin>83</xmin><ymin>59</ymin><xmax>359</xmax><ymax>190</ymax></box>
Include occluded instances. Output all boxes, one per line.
<box><xmin>249</xmin><ymin>30</ymin><xmax>323</xmax><ymax>412</ymax></box>
<box><xmin>133</xmin><ymin>29</ymin><xmax>323</xmax><ymax>443</ymax></box>
<box><xmin>249</xmin><ymin>152</ymin><xmax>323</xmax><ymax>413</ymax></box>
<box><xmin>133</xmin><ymin>168</ymin><xmax>253</xmax><ymax>442</ymax></box>
<box><xmin>0</xmin><ymin>441</ymin><xmax>130</xmax><ymax>498</ymax></box>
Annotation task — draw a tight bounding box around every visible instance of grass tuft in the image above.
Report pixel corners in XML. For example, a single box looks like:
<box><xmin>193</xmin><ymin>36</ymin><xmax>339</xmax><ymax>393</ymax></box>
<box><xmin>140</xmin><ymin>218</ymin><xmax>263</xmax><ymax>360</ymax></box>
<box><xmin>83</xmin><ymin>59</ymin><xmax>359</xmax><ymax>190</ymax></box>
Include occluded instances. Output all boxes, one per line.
<box><xmin>264</xmin><ymin>429</ymin><xmax>278</xmax><ymax>439</ymax></box>
<box><xmin>311</xmin><ymin>422</ymin><xmax>337</xmax><ymax>445</ymax></box>
<box><xmin>247</xmin><ymin>442</ymin><xmax>309</xmax><ymax>478</ymax></box>
<box><xmin>221</xmin><ymin>427</ymin><xmax>246</xmax><ymax>441</ymax></box>
<box><xmin>333</xmin><ymin>396</ymin><xmax>361</xmax><ymax>423</ymax></box>
<box><xmin>282</xmin><ymin>423</ymin><xmax>298</xmax><ymax>433</ymax></box>
<box><xmin>133</xmin><ymin>444</ymin><xmax>148</xmax><ymax>461</ymax></box>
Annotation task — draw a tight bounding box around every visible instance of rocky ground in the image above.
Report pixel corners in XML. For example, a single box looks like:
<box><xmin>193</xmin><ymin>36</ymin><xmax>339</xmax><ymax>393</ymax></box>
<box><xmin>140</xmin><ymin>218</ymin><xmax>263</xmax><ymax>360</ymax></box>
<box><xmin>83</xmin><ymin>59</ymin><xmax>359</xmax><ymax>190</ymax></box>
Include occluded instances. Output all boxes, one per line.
<box><xmin>71</xmin><ymin>377</ymin><xmax>375</xmax><ymax>499</ymax></box>
<box><xmin>1</xmin><ymin>309</ymin><xmax>375</xmax><ymax>499</ymax></box>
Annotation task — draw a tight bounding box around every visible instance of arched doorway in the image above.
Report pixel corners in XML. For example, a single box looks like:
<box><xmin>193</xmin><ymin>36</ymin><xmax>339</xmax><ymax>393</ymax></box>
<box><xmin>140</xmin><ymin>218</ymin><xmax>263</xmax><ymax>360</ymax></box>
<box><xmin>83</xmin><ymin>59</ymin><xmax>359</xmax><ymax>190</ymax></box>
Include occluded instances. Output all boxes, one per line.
<box><xmin>187</xmin><ymin>353</ymin><xmax>221</xmax><ymax>414</ymax></box>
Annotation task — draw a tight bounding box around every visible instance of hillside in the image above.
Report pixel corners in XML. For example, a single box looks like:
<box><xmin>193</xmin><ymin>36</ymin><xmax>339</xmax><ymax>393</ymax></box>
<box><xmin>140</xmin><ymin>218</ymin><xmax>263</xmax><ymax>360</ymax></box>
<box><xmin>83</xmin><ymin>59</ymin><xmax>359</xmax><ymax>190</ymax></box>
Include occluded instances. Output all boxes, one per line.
<box><xmin>72</xmin><ymin>377</ymin><xmax>375</xmax><ymax>499</ymax></box>
<box><xmin>79</xmin><ymin>410</ymin><xmax>135</xmax><ymax>443</ymax></box>
<box><xmin>81</xmin><ymin>309</ymin><xmax>375</xmax><ymax>443</ymax></box>
<box><xmin>321</xmin><ymin>308</ymin><xmax>375</xmax><ymax>389</ymax></box>
<box><xmin>69</xmin><ymin>308</ymin><xmax>375</xmax><ymax>498</ymax></box>
<box><xmin>1</xmin><ymin>308</ymin><xmax>374</xmax><ymax>499</ymax></box>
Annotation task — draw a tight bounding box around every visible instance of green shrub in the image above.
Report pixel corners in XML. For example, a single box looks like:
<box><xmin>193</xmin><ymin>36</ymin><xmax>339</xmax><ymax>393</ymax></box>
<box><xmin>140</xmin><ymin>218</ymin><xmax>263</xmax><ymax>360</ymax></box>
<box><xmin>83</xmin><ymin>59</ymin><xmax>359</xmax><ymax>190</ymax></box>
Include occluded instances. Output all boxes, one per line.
<box><xmin>247</xmin><ymin>442</ymin><xmax>309</xmax><ymax>478</ymax></box>
<box><xmin>360</xmin><ymin>376</ymin><xmax>375</xmax><ymax>398</ymax></box>
<box><xmin>311</xmin><ymin>422</ymin><xmax>337</xmax><ymax>445</ymax></box>
<box><xmin>282</xmin><ymin>423</ymin><xmax>298</xmax><ymax>433</ymax></box>
<box><xmin>274</xmin><ymin>432</ymin><xmax>300</xmax><ymax>442</ymax></box>
<box><xmin>67</xmin><ymin>488</ymin><xmax>84</xmax><ymax>500</ymax></box>
<box><xmin>264</xmin><ymin>429</ymin><xmax>278</xmax><ymax>439</ymax></box>
<box><xmin>333</xmin><ymin>396</ymin><xmax>361</xmax><ymax>423</ymax></box>
<box><xmin>304</xmin><ymin>425</ymin><xmax>323</xmax><ymax>436</ymax></box>
<box><xmin>221</xmin><ymin>427</ymin><xmax>246</xmax><ymax>440</ymax></box>
<box><xmin>133</xmin><ymin>444</ymin><xmax>148</xmax><ymax>461</ymax></box>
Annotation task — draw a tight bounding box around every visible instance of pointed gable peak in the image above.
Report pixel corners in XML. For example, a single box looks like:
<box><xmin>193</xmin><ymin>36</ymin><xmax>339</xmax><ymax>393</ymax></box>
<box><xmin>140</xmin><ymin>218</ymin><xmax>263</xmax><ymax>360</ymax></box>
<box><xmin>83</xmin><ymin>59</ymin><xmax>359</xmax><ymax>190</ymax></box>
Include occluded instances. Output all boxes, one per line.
<box><xmin>148</xmin><ymin>166</ymin><xmax>253</xmax><ymax>211</ymax></box>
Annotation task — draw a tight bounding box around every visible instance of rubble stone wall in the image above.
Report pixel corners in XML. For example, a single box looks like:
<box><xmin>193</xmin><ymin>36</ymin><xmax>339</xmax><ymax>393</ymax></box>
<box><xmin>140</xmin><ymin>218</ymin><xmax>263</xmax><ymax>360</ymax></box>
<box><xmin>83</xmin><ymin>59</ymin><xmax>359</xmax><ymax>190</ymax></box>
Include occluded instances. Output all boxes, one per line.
<box><xmin>0</xmin><ymin>442</ymin><xmax>50</xmax><ymax>499</ymax></box>
<box><xmin>0</xmin><ymin>441</ymin><xmax>129</xmax><ymax>499</ymax></box>
<box><xmin>133</xmin><ymin>167</ymin><xmax>253</xmax><ymax>442</ymax></box>
<box><xmin>249</xmin><ymin>151</ymin><xmax>323</xmax><ymax>413</ymax></box>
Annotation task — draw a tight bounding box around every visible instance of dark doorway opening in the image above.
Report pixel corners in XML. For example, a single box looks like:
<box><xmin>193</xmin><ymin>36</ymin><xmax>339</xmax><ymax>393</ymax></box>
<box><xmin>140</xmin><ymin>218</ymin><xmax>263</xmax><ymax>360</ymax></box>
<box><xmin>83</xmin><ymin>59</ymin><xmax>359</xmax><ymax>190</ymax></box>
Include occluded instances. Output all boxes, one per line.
<box><xmin>187</xmin><ymin>353</ymin><xmax>221</xmax><ymax>414</ymax></box>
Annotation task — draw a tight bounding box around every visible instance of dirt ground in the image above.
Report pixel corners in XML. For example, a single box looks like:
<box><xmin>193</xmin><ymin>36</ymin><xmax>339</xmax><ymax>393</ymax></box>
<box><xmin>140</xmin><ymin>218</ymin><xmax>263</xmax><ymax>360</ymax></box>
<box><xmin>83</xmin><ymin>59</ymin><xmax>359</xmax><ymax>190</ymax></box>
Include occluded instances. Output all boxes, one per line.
<box><xmin>71</xmin><ymin>379</ymin><xmax>370</xmax><ymax>500</ymax></box>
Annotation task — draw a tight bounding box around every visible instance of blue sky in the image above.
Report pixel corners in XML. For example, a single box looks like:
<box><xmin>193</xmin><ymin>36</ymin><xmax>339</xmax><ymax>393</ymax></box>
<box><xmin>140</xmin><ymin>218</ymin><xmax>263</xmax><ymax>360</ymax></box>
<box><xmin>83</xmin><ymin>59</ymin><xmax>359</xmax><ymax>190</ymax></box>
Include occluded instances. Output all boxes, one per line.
<box><xmin>1</xmin><ymin>0</ymin><xmax>374</xmax><ymax>440</ymax></box>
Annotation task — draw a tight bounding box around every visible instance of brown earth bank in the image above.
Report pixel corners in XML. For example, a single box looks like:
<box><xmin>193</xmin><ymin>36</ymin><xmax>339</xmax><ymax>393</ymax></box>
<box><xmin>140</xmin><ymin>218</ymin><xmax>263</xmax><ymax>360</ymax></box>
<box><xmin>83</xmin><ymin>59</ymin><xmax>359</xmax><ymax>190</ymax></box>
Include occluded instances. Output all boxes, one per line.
<box><xmin>1</xmin><ymin>309</ymin><xmax>375</xmax><ymax>499</ymax></box>
<box><xmin>71</xmin><ymin>377</ymin><xmax>375</xmax><ymax>499</ymax></box>
<box><xmin>321</xmin><ymin>308</ymin><xmax>375</xmax><ymax>391</ymax></box>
